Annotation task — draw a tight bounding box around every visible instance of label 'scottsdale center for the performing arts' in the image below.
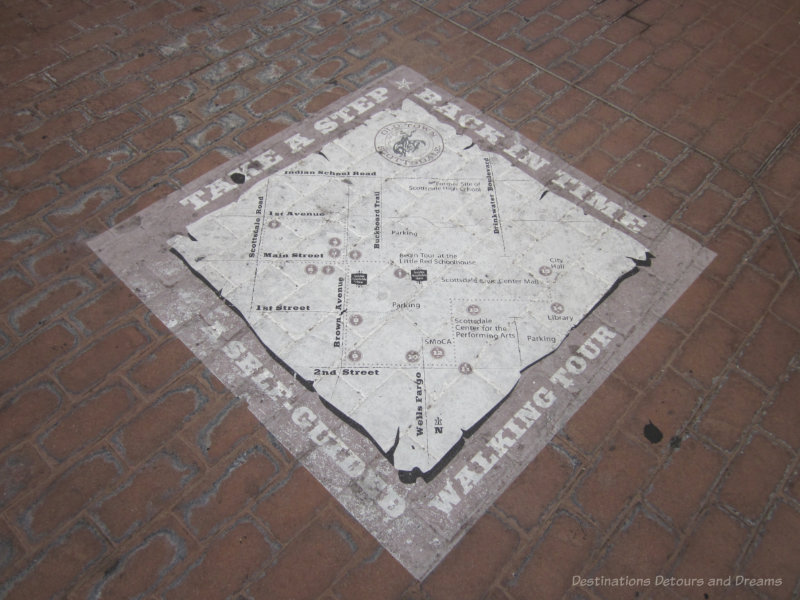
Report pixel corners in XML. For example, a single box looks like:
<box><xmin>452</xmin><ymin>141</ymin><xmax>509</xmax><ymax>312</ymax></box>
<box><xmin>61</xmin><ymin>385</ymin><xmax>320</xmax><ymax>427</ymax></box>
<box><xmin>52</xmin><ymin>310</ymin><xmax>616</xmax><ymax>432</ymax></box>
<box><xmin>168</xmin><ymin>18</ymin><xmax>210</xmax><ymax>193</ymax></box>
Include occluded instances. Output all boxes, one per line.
<box><xmin>88</xmin><ymin>67</ymin><xmax>714</xmax><ymax>579</ymax></box>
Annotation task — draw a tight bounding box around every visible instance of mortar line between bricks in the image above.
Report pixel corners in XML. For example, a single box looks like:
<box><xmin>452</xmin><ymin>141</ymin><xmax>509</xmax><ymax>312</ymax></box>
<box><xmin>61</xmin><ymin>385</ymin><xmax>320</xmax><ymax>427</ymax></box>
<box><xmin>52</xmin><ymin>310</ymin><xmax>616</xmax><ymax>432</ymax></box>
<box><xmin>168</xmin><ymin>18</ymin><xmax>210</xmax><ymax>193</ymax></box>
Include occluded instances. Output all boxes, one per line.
<box><xmin>751</xmin><ymin>121</ymin><xmax>800</xmax><ymax>279</ymax></box>
<box><xmin>756</xmin><ymin>185</ymin><xmax>800</xmax><ymax>278</ymax></box>
<box><xmin>754</xmin><ymin>118</ymin><xmax>800</xmax><ymax>181</ymax></box>
<box><xmin>688</xmin><ymin>373</ymin><xmax>769</xmax><ymax>457</ymax></box>
<box><xmin>409</xmin><ymin>1</ymin><xmax>762</xmax><ymax>185</ymax></box>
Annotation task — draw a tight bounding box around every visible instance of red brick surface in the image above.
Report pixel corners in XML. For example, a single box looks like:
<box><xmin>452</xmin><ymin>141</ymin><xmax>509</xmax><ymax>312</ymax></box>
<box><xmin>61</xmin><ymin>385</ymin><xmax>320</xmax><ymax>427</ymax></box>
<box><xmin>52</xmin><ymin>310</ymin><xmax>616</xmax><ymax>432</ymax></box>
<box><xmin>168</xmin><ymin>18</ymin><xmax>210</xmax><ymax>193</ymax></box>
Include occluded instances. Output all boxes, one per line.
<box><xmin>1</xmin><ymin>0</ymin><xmax>798</xmax><ymax>597</ymax></box>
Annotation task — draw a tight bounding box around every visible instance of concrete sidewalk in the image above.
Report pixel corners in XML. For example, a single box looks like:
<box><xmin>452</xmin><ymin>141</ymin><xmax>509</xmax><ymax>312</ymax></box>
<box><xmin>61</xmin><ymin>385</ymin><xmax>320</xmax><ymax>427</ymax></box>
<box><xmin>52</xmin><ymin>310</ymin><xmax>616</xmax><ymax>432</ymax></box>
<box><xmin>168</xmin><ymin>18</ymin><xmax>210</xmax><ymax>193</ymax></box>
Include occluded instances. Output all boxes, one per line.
<box><xmin>1</xmin><ymin>0</ymin><xmax>798</xmax><ymax>598</ymax></box>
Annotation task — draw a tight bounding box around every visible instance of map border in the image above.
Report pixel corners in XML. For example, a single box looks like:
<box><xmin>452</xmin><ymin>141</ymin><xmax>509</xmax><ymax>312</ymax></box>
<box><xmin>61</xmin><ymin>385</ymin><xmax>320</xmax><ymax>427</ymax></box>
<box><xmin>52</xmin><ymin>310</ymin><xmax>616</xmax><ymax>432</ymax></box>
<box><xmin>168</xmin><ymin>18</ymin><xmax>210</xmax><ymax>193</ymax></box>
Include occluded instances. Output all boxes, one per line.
<box><xmin>88</xmin><ymin>66</ymin><xmax>715</xmax><ymax>579</ymax></box>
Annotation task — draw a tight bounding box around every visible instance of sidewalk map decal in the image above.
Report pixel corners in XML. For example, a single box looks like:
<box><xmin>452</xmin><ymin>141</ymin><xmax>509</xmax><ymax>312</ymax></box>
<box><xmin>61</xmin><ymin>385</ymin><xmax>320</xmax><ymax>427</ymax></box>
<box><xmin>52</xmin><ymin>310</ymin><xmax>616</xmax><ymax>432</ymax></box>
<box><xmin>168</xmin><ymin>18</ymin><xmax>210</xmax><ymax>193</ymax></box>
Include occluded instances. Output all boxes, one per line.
<box><xmin>89</xmin><ymin>66</ymin><xmax>714</xmax><ymax>578</ymax></box>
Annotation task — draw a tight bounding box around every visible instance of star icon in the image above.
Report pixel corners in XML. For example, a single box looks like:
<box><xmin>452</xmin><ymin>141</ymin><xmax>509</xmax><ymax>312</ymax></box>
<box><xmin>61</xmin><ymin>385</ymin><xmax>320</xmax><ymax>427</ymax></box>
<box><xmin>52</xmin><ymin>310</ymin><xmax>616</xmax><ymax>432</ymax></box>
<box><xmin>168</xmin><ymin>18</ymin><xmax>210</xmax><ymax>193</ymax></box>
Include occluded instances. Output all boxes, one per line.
<box><xmin>395</xmin><ymin>78</ymin><xmax>412</xmax><ymax>90</ymax></box>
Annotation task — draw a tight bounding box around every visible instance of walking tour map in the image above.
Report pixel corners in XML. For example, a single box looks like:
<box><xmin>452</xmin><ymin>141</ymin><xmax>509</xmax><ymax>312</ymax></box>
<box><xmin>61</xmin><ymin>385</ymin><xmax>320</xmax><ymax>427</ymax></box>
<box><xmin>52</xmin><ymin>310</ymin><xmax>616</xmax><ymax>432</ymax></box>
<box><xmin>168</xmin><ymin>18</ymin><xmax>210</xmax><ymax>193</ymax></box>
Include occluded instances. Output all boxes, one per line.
<box><xmin>89</xmin><ymin>67</ymin><xmax>714</xmax><ymax>577</ymax></box>
<box><xmin>168</xmin><ymin>98</ymin><xmax>651</xmax><ymax>479</ymax></box>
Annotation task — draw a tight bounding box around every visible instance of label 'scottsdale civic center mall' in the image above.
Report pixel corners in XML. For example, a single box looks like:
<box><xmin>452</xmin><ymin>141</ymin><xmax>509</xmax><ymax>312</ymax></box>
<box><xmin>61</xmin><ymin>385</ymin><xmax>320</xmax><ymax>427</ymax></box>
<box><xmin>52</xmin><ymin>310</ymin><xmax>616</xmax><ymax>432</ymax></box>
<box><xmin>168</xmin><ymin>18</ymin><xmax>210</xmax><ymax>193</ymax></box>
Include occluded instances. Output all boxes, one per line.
<box><xmin>88</xmin><ymin>66</ymin><xmax>714</xmax><ymax>579</ymax></box>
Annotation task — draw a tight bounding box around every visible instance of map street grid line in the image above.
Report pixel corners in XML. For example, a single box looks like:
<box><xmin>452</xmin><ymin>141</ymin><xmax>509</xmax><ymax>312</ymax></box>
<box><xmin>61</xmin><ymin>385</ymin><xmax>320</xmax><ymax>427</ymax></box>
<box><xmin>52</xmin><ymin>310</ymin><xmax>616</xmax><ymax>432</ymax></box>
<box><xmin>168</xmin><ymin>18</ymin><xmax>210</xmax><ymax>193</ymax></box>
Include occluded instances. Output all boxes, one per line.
<box><xmin>88</xmin><ymin>66</ymin><xmax>714</xmax><ymax>579</ymax></box>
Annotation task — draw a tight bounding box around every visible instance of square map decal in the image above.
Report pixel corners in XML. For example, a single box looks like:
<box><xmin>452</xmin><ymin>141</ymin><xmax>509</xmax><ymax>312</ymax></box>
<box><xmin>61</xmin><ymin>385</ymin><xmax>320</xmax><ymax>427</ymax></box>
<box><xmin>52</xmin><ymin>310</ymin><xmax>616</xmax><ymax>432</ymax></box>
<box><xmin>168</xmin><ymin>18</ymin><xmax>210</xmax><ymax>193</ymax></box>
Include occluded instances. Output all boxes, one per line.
<box><xmin>89</xmin><ymin>66</ymin><xmax>714</xmax><ymax>579</ymax></box>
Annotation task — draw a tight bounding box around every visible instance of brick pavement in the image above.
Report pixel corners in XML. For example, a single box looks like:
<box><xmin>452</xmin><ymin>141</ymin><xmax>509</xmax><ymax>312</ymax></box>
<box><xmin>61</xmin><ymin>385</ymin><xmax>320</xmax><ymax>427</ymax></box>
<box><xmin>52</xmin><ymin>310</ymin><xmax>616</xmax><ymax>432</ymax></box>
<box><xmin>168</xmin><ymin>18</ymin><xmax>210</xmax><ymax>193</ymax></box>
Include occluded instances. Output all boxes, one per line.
<box><xmin>1</xmin><ymin>0</ymin><xmax>798</xmax><ymax>598</ymax></box>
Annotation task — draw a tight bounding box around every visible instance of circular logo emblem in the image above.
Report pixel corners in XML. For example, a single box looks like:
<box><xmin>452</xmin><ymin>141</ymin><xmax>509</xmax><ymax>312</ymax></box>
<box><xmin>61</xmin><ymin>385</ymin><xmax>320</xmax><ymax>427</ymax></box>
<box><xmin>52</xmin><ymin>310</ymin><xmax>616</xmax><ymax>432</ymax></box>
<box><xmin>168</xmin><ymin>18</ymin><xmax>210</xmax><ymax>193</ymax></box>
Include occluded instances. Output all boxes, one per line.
<box><xmin>374</xmin><ymin>122</ymin><xmax>443</xmax><ymax>167</ymax></box>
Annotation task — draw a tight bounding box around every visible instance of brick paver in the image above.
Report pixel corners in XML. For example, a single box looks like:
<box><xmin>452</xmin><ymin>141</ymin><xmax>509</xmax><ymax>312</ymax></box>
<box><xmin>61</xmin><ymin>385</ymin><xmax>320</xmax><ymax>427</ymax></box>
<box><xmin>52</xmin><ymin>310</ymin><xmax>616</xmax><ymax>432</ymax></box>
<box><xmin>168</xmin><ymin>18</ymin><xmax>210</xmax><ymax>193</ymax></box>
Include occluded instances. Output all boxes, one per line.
<box><xmin>1</xmin><ymin>0</ymin><xmax>798</xmax><ymax>598</ymax></box>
